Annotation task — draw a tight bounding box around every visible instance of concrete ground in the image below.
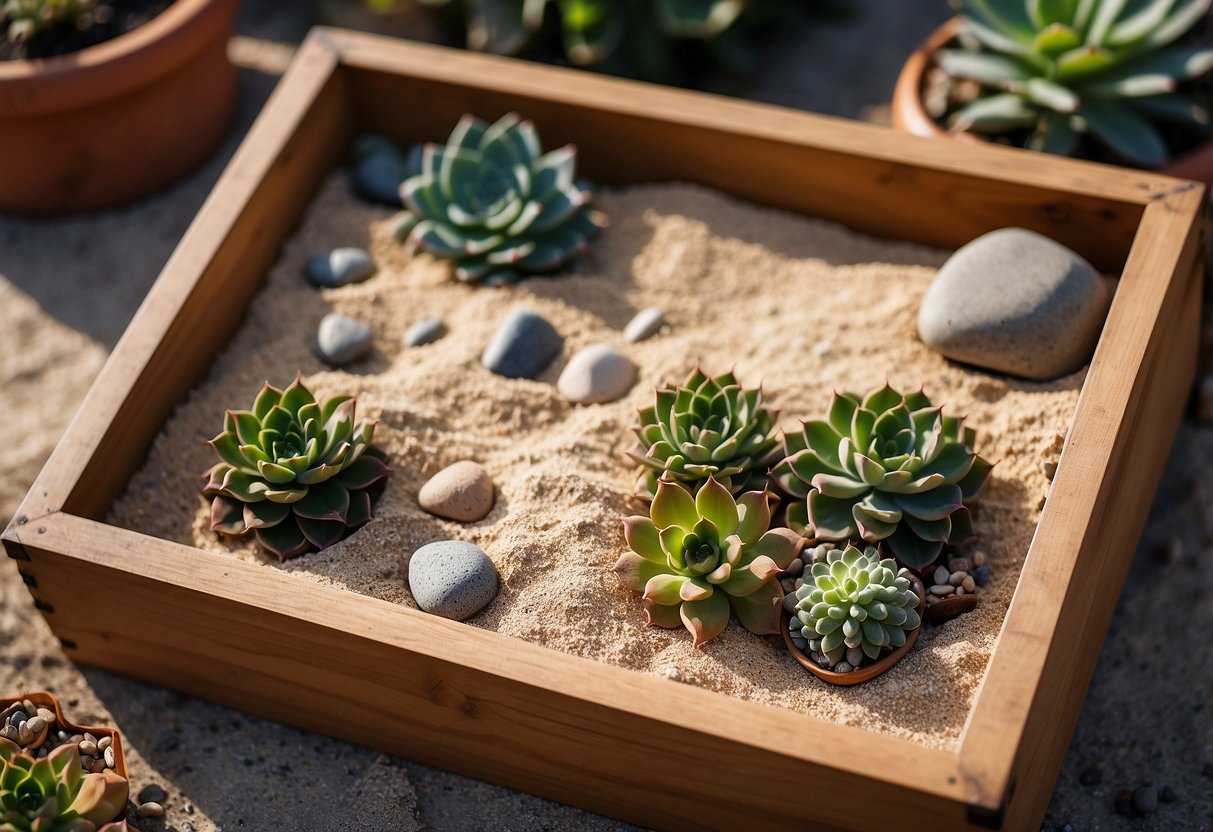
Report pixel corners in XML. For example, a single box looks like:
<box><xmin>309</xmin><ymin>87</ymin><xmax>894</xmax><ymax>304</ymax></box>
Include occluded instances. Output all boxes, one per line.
<box><xmin>1</xmin><ymin>1</ymin><xmax>1210</xmax><ymax>829</ymax></box>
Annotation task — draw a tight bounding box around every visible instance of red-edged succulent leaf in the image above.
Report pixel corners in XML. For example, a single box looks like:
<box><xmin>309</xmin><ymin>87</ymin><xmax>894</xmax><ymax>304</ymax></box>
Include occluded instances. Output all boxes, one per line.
<box><xmin>336</xmin><ymin>454</ymin><xmax>391</xmax><ymax>490</ymax></box>
<box><xmin>297</xmin><ymin>516</ymin><xmax>347</xmax><ymax>550</ymax></box>
<box><xmin>293</xmin><ymin>480</ymin><xmax>351</xmax><ymax>523</ymax></box>
<box><xmin>210</xmin><ymin>496</ymin><xmax>247</xmax><ymax>535</ymax></box>
<box><xmin>255</xmin><ymin>518</ymin><xmax>312</xmax><ymax>561</ymax></box>
<box><xmin>680</xmin><ymin>591</ymin><xmax>730</xmax><ymax>648</ymax></box>
<box><xmin>728</xmin><ymin>580</ymin><xmax>783</xmax><ymax>636</ymax></box>
<box><xmin>643</xmin><ymin>599</ymin><xmax>684</xmax><ymax>629</ymax></box>
<box><xmin>243</xmin><ymin>500</ymin><xmax>291</xmax><ymax>531</ymax></box>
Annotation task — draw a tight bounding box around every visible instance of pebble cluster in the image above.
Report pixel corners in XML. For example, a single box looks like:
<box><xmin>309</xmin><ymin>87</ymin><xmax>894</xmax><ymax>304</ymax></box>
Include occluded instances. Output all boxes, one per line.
<box><xmin>0</xmin><ymin>698</ymin><xmax>75</xmax><ymax>760</ymax></box>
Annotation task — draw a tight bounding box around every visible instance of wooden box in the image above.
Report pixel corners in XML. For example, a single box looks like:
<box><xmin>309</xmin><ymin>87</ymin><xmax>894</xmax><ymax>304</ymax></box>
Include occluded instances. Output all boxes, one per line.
<box><xmin>3</xmin><ymin>28</ymin><xmax>1206</xmax><ymax>831</ymax></box>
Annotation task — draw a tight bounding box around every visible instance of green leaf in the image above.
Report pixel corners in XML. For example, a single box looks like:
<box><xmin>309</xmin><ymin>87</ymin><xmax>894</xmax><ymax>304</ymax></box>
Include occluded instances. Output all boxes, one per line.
<box><xmin>1025</xmin><ymin>78</ymin><xmax>1080</xmax><ymax>112</ymax></box>
<box><xmin>1129</xmin><ymin>92</ymin><xmax>1210</xmax><ymax>126</ymax></box>
<box><xmin>558</xmin><ymin>0</ymin><xmax>625</xmax><ymax>64</ymax></box>
<box><xmin>293</xmin><ymin>480</ymin><xmax>350</xmax><ymax>522</ymax></box>
<box><xmin>297</xmin><ymin>516</ymin><xmax>347</xmax><ymax>551</ymax></box>
<box><xmin>336</xmin><ymin>453</ymin><xmax>390</xmax><ymax>490</ymax></box>
<box><xmin>1144</xmin><ymin>0</ymin><xmax>1211</xmax><ymax>50</ymax></box>
<box><xmin>957</xmin><ymin>455</ymin><xmax>995</xmax><ymax>499</ymax></box>
<box><xmin>243</xmin><ymin>500</ymin><xmax>291</xmax><ymax>531</ymax></box>
<box><xmin>960</xmin><ymin>0</ymin><xmax>1037</xmax><ymax>41</ymax></box>
<box><xmin>643</xmin><ymin>574</ymin><xmax>689</xmax><ymax>605</ymax></box>
<box><xmin>651</xmin><ymin>479</ymin><xmax>698</xmax><ymax>530</ymax></box>
<box><xmin>1029</xmin><ymin>110</ymin><xmax>1083</xmax><ymax>155</ymax></box>
<box><xmin>951</xmin><ymin>93</ymin><xmax>1041</xmax><ymax>133</ymax></box>
<box><xmin>210</xmin><ymin>496</ymin><xmax>246</xmax><ymax>535</ymax></box>
<box><xmin>679</xmin><ymin>590</ymin><xmax>731</xmax><ymax>647</ymax></box>
<box><xmin>279</xmin><ymin>375</ymin><xmax>315</xmax><ymax>415</ymax></box>
<box><xmin>1031</xmin><ymin>22</ymin><xmax>1083</xmax><ymax>57</ymax></box>
<box><xmin>252</xmin><ymin>383</ymin><xmax>280</xmax><ymax>421</ymax></box>
<box><xmin>1028</xmin><ymin>0</ymin><xmax>1079</xmax><ymax>27</ymax></box>
<box><xmin>885</xmin><ymin>525</ymin><xmax>944</xmax><ymax>569</ymax></box>
<box><xmin>655</xmin><ymin>0</ymin><xmax>744</xmax><ymax>39</ymax></box>
<box><xmin>255</xmin><ymin>518</ymin><xmax>311</xmax><ymax>561</ymax></box>
<box><xmin>1108</xmin><ymin>0</ymin><xmax>1188</xmax><ymax>46</ymax></box>
<box><xmin>257</xmin><ymin>460</ymin><xmax>298</xmax><ymax>484</ymax></box>
<box><xmin>1054</xmin><ymin>46</ymin><xmax>1117</xmax><ymax>79</ymax></box>
<box><xmin>1085</xmin><ymin>0</ymin><xmax>1130</xmax><ymax>46</ymax></box>
<box><xmin>808</xmin><ymin>492</ymin><xmax>859</xmax><ymax>541</ymax></box>
<box><xmin>623</xmin><ymin>516</ymin><xmax>665</xmax><ymax>563</ymax></box>
<box><xmin>695</xmin><ymin>478</ymin><xmax>738</xmax><ymax>537</ymax></box>
<box><xmin>346</xmin><ymin>489</ymin><xmax>373</xmax><ymax>528</ymax></box>
<box><xmin>937</xmin><ymin>49</ymin><xmax>1034</xmax><ymax>85</ymax></box>
<box><xmin>1081</xmin><ymin>99</ymin><xmax>1170</xmax><ymax>167</ymax></box>
<box><xmin>613</xmin><ymin>552</ymin><xmax>669</xmax><ymax>593</ymax></box>
<box><xmin>728</xmin><ymin>581</ymin><xmax>783</xmax><ymax>636</ymax></box>
<box><xmin>904</xmin><ymin>512</ymin><xmax>953</xmax><ymax>543</ymax></box>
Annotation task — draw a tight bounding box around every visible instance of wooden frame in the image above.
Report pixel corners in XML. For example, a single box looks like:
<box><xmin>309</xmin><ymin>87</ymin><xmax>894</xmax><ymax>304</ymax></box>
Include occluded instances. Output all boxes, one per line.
<box><xmin>3</xmin><ymin>29</ymin><xmax>1205</xmax><ymax>831</ymax></box>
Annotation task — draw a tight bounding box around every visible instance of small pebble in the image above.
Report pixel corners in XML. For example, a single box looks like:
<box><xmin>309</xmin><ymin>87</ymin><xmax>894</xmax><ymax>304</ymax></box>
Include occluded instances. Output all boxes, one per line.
<box><xmin>790</xmin><ymin>635</ymin><xmax>808</xmax><ymax>650</ymax></box>
<box><xmin>1132</xmin><ymin>784</ymin><xmax>1158</xmax><ymax>815</ymax></box>
<box><xmin>955</xmin><ymin>587</ymin><xmax>966</xmax><ymax>596</ymax></box>
<box><xmin>833</xmin><ymin>662</ymin><xmax>854</xmax><ymax>673</ymax></box>
<box><xmin>97</xmin><ymin>736</ymin><xmax>111</xmax><ymax>751</ymax></box>
<box><xmin>104</xmin><ymin>746</ymin><xmax>115</xmax><ymax>768</ymax></box>
<box><xmin>136</xmin><ymin>802</ymin><xmax>165</xmax><ymax>819</ymax></box>
<box><xmin>36</xmin><ymin>708</ymin><xmax>54</xmax><ymax>726</ymax></box>
<box><xmin>481</xmin><ymin>309</ymin><xmax>563</xmax><ymax>380</ymax></box>
<box><xmin>948</xmin><ymin>570</ymin><xmax>966</xmax><ymax>586</ymax></box>
<box><xmin>138</xmin><ymin>784</ymin><xmax>168</xmax><ymax>805</ymax></box>
<box><xmin>305</xmin><ymin>247</ymin><xmax>375</xmax><ymax>288</ymax></box>
<box><xmin>846</xmin><ymin>647</ymin><xmax>864</xmax><ymax>667</ymax></box>
<box><xmin>8</xmin><ymin>710</ymin><xmax>26</xmax><ymax>728</ymax></box>
<box><xmin>780</xmin><ymin>578</ymin><xmax>795</xmax><ymax>593</ymax></box>
<box><xmin>784</xmin><ymin>557</ymin><xmax>803</xmax><ymax>577</ymax></box>
<box><xmin>81</xmin><ymin>755</ymin><xmax>95</xmax><ymax>768</ymax></box>
<box><xmin>973</xmin><ymin>564</ymin><xmax>992</xmax><ymax>586</ymax></box>
<box><xmin>782</xmin><ymin>594</ymin><xmax>798</xmax><ymax>613</ymax></box>
<box><xmin>21</xmin><ymin>700</ymin><xmax>34</xmax><ymax>716</ymax></box>
<box><xmin>933</xmin><ymin>565</ymin><xmax>950</xmax><ymax>585</ymax></box>
<box><xmin>418</xmin><ymin>461</ymin><xmax>496</xmax><ymax>522</ymax></box>
<box><xmin>403</xmin><ymin>317</ymin><xmax>444</xmax><ymax>347</ymax></box>
<box><xmin>79</xmin><ymin>740</ymin><xmax>98</xmax><ymax>756</ymax></box>
<box><xmin>0</xmin><ymin>725</ymin><xmax>15</xmax><ymax>742</ymax></box>
<box><xmin>17</xmin><ymin>724</ymin><xmax>31</xmax><ymax>746</ymax></box>
<box><xmin>947</xmin><ymin>557</ymin><xmax>970</xmax><ymax>573</ymax></box>
<box><xmin>961</xmin><ymin>575</ymin><xmax>976</xmax><ymax>592</ymax></box>
<box><xmin>315</xmin><ymin>313</ymin><xmax>373</xmax><ymax>366</ymax></box>
<box><xmin>930</xmin><ymin>584</ymin><xmax>956</xmax><ymax>596</ymax></box>
<box><xmin>349</xmin><ymin>135</ymin><xmax>416</xmax><ymax>206</ymax></box>
<box><xmin>89</xmin><ymin>759</ymin><xmax>106</xmax><ymax>774</ymax></box>
<box><xmin>557</xmin><ymin>344</ymin><xmax>637</xmax><ymax>404</ymax></box>
<box><xmin>972</xmin><ymin>550</ymin><xmax>986</xmax><ymax>567</ymax></box>
<box><xmin>623</xmin><ymin>307</ymin><xmax>665</xmax><ymax>343</ymax></box>
<box><xmin>83</xmin><ymin>733</ymin><xmax>97</xmax><ymax>745</ymax></box>
<box><xmin>408</xmin><ymin>540</ymin><xmax>499</xmax><ymax>621</ymax></box>
<box><xmin>1042</xmin><ymin>460</ymin><xmax>1058</xmax><ymax>480</ymax></box>
<box><xmin>814</xmin><ymin>340</ymin><xmax>833</xmax><ymax>358</ymax></box>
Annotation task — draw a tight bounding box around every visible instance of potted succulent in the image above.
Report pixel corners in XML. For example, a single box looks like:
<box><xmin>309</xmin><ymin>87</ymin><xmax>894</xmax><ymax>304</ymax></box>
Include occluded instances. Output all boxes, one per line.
<box><xmin>0</xmin><ymin>692</ymin><xmax>130</xmax><ymax>830</ymax></box>
<box><xmin>0</xmin><ymin>0</ymin><xmax>240</xmax><ymax>213</ymax></box>
<box><xmin>892</xmin><ymin>0</ymin><xmax>1213</xmax><ymax>179</ymax></box>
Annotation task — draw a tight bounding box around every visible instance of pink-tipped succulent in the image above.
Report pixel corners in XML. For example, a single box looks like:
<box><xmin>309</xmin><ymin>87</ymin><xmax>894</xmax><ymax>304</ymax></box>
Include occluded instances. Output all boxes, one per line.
<box><xmin>0</xmin><ymin>738</ymin><xmax>129</xmax><ymax>831</ymax></box>
<box><xmin>613</xmin><ymin>476</ymin><xmax>804</xmax><ymax>647</ymax></box>
<box><xmin>202</xmin><ymin>374</ymin><xmax>390</xmax><ymax>561</ymax></box>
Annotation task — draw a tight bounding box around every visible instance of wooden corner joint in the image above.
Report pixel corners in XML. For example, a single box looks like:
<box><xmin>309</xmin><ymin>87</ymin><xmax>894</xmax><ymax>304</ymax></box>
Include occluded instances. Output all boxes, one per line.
<box><xmin>961</xmin><ymin>768</ymin><xmax>1013</xmax><ymax>831</ymax></box>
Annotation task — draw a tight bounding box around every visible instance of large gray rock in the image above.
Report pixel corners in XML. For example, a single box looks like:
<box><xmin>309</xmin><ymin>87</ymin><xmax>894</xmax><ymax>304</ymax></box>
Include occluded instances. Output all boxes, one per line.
<box><xmin>917</xmin><ymin>228</ymin><xmax>1109</xmax><ymax>380</ymax></box>
<box><xmin>408</xmin><ymin>541</ymin><xmax>499</xmax><ymax>621</ymax></box>
<box><xmin>315</xmin><ymin>313</ymin><xmax>373</xmax><ymax>366</ymax></box>
<box><xmin>305</xmin><ymin>247</ymin><xmax>376</xmax><ymax>288</ymax></box>
<box><xmin>481</xmin><ymin>309</ymin><xmax>563</xmax><ymax>379</ymax></box>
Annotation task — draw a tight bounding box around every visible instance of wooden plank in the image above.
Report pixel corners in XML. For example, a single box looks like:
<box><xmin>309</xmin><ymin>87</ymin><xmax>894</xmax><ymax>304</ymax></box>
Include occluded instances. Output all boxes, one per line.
<box><xmin>10</xmin><ymin>32</ymin><xmax>349</xmax><ymax>525</ymax></box>
<box><xmin>957</xmin><ymin>184</ymin><xmax>1207</xmax><ymax>819</ymax></box>
<box><xmin>322</xmin><ymin>28</ymin><xmax>1182</xmax><ymax>272</ymax></box>
<box><xmin>9</xmin><ymin>512</ymin><xmax>972</xmax><ymax>832</ymax></box>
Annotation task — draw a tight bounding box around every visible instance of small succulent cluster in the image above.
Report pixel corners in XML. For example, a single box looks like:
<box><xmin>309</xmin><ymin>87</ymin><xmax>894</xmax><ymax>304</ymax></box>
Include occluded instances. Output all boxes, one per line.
<box><xmin>614</xmin><ymin>477</ymin><xmax>803</xmax><ymax>647</ymax></box>
<box><xmin>773</xmin><ymin>384</ymin><xmax>991</xmax><ymax>569</ymax></box>
<box><xmin>938</xmin><ymin>0</ymin><xmax>1213</xmax><ymax>168</ymax></box>
<box><xmin>790</xmin><ymin>544</ymin><xmax>922</xmax><ymax>667</ymax></box>
<box><xmin>0</xmin><ymin>740</ymin><xmax>128</xmax><ymax>832</ymax></box>
<box><xmin>394</xmin><ymin>113</ymin><xmax>602</xmax><ymax>286</ymax></box>
<box><xmin>202</xmin><ymin>374</ymin><xmax>390</xmax><ymax>561</ymax></box>
<box><xmin>626</xmin><ymin>368</ymin><xmax>781</xmax><ymax>501</ymax></box>
<box><xmin>2</xmin><ymin>0</ymin><xmax>93</xmax><ymax>43</ymax></box>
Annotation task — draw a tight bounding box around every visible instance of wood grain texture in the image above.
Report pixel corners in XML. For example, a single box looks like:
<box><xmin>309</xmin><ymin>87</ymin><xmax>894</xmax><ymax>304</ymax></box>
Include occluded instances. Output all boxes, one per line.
<box><xmin>2</xmin><ymin>29</ymin><xmax>1205</xmax><ymax>832</ymax></box>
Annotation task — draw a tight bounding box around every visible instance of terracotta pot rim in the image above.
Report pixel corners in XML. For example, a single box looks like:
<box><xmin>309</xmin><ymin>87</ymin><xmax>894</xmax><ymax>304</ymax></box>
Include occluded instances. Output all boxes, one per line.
<box><xmin>781</xmin><ymin>574</ymin><xmax>927</xmax><ymax>686</ymax></box>
<box><xmin>2</xmin><ymin>691</ymin><xmax>128</xmax><ymax>780</ymax></box>
<box><xmin>0</xmin><ymin>0</ymin><xmax>238</xmax><ymax>115</ymax></box>
<box><xmin>891</xmin><ymin>16</ymin><xmax>1213</xmax><ymax>181</ymax></box>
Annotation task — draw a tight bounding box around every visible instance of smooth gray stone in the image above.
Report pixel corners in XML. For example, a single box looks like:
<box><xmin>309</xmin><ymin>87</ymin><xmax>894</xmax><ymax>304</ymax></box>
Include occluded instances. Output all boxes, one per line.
<box><xmin>408</xmin><ymin>540</ymin><xmax>499</xmax><ymax>621</ymax></box>
<box><xmin>556</xmin><ymin>344</ymin><xmax>637</xmax><ymax>404</ymax></box>
<box><xmin>305</xmin><ymin>247</ymin><xmax>376</xmax><ymax>288</ymax></box>
<box><xmin>481</xmin><ymin>309</ymin><xmax>563</xmax><ymax>379</ymax></box>
<box><xmin>917</xmin><ymin>228</ymin><xmax>1109</xmax><ymax>380</ymax></box>
<box><xmin>623</xmin><ymin>306</ymin><xmax>665</xmax><ymax>343</ymax></box>
<box><xmin>404</xmin><ymin>317</ymin><xmax>445</xmax><ymax>347</ymax></box>
<box><xmin>315</xmin><ymin>313</ymin><xmax>372</xmax><ymax>366</ymax></box>
<box><xmin>349</xmin><ymin>135</ymin><xmax>419</xmax><ymax>207</ymax></box>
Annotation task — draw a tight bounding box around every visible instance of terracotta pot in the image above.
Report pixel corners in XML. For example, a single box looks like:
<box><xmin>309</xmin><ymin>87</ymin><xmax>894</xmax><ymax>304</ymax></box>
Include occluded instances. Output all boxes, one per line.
<box><xmin>891</xmin><ymin>17</ymin><xmax>1213</xmax><ymax>183</ymax></box>
<box><xmin>1</xmin><ymin>691</ymin><xmax>127</xmax><ymax>779</ymax></box>
<box><xmin>781</xmin><ymin>574</ymin><xmax>926</xmax><ymax>686</ymax></box>
<box><xmin>0</xmin><ymin>0</ymin><xmax>239</xmax><ymax>214</ymax></box>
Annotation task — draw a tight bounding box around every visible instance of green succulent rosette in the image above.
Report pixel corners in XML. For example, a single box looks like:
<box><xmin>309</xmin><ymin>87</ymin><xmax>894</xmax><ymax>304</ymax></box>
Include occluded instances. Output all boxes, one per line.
<box><xmin>202</xmin><ymin>374</ymin><xmax>390</xmax><ymax>561</ymax></box>
<box><xmin>773</xmin><ymin>384</ymin><xmax>992</xmax><ymax>569</ymax></box>
<box><xmin>627</xmin><ymin>368</ymin><xmax>781</xmax><ymax>501</ymax></box>
<box><xmin>0</xmin><ymin>739</ymin><xmax>128</xmax><ymax>832</ymax></box>
<box><xmin>613</xmin><ymin>476</ymin><xmax>804</xmax><ymax>647</ymax></box>
<box><xmin>3</xmin><ymin>0</ymin><xmax>95</xmax><ymax>44</ymax></box>
<box><xmin>790</xmin><ymin>544</ymin><xmax>922</xmax><ymax>664</ymax></box>
<box><xmin>395</xmin><ymin>112</ymin><xmax>602</xmax><ymax>286</ymax></box>
<box><xmin>940</xmin><ymin>0</ymin><xmax>1213</xmax><ymax>168</ymax></box>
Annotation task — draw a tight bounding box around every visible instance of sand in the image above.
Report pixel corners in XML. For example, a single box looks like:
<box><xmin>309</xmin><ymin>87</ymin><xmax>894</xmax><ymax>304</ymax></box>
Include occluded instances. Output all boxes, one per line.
<box><xmin>108</xmin><ymin>174</ymin><xmax>1083</xmax><ymax>751</ymax></box>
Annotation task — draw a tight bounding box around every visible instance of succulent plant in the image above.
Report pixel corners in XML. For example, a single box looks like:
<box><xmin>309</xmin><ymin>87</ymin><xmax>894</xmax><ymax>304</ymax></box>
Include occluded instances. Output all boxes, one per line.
<box><xmin>394</xmin><ymin>112</ymin><xmax>601</xmax><ymax>286</ymax></box>
<box><xmin>937</xmin><ymin>0</ymin><xmax>1213</xmax><ymax>168</ymax></box>
<box><xmin>773</xmin><ymin>384</ymin><xmax>992</xmax><ymax>569</ymax></box>
<box><xmin>202</xmin><ymin>374</ymin><xmax>390</xmax><ymax>561</ymax></box>
<box><xmin>2</xmin><ymin>0</ymin><xmax>94</xmax><ymax>43</ymax></box>
<box><xmin>0</xmin><ymin>739</ymin><xmax>128</xmax><ymax>832</ymax></box>
<box><xmin>626</xmin><ymin>368</ymin><xmax>781</xmax><ymax>501</ymax></box>
<box><xmin>613</xmin><ymin>476</ymin><xmax>804</xmax><ymax>647</ymax></box>
<box><xmin>790</xmin><ymin>544</ymin><xmax>922</xmax><ymax>665</ymax></box>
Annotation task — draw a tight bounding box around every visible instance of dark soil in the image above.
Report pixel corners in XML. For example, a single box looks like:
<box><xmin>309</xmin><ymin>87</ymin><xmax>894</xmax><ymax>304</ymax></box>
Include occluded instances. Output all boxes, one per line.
<box><xmin>0</xmin><ymin>0</ymin><xmax>175</xmax><ymax>61</ymax></box>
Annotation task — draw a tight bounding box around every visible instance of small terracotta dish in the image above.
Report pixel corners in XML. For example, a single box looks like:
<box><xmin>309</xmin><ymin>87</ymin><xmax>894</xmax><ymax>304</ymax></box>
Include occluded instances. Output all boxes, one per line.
<box><xmin>1</xmin><ymin>691</ymin><xmax>127</xmax><ymax>779</ymax></box>
<box><xmin>781</xmin><ymin>574</ymin><xmax>927</xmax><ymax>686</ymax></box>
<box><xmin>924</xmin><ymin>591</ymin><xmax>979</xmax><ymax>625</ymax></box>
